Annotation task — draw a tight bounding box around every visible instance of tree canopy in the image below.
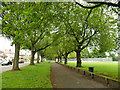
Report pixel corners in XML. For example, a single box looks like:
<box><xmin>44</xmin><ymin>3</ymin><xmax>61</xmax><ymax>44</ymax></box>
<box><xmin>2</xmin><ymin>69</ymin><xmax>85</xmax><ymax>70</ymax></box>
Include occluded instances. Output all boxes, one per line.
<box><xmin>1</xmin><ymin>2</ymin><xmax>118</xmax><ymax>69</ymax></box>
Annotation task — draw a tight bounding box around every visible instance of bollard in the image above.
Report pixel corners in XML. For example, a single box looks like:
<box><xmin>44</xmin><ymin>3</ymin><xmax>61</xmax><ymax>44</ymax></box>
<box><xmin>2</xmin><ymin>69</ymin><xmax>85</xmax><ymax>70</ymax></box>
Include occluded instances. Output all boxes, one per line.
<box><xmin>89</xmin><ymin>67</ymin><xmax>94</xmax><ymax>72</ymax></box>
<box><xmin>91</xmin><ymin>73</ymin><xmax>94</xmax><ymax>79</ymax></box>
<box><xmin>83</xmin><ymin>71</ymin><xmax>85</xmax><ymax>75</ymax></box>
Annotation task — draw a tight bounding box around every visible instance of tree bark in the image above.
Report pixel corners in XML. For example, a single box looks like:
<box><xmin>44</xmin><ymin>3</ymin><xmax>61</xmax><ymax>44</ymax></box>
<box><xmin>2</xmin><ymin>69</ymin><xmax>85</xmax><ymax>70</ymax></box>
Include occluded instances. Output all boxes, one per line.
<box><xmin>12</xmin><ymin>43</ymin><xmax>20</xmax><ymax>71</ymax></box>
<box><xmin>64</xmin><ymin>54</ymin><xmax>68</xmax><ymax>64</ymax></box>
<box><xmin>76</xmin><ymin>50</ymin><xmax>82</xmax><ymax>67</ymax></box>
<box><xmin>60</xmin><ymin>56</ymin><xmax>62</xmax><ymax>62</ymax></box>
<box><xmin>41</xmin><ymin>56</ymin><xmax>43</xmax><ymax>62</ymax></box>
<box><xmin>58</xmin><ymin>56</ymin><xmax>60</xmax><ymax>62</ymax></box>
<box><xmin>30</xmin><ymin>45</ymin><xmax>35</xmax><ymax>65</ymax></box>
<box><xmin>37</xmin><ymin>52</ymin><xmax>40</xmax><ymax>63</ymax></box>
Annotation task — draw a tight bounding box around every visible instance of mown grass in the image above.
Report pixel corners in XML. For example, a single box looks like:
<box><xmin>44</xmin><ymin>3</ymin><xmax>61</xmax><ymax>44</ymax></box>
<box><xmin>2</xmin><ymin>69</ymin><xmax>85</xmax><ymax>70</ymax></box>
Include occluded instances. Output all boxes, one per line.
<box><xmin>61</xmin><ymin>61</ymin><xmax>118</xmax><ymax>79</ymax></box>
<box><xmin>2</xmin><ymin>61</ymin><xmax>52</xmax><ymax>88</ymax></box>
<box><xmin>0</xmin><ymin>73</ymin><xmax>2</xmax><ymax>89</ymax></box>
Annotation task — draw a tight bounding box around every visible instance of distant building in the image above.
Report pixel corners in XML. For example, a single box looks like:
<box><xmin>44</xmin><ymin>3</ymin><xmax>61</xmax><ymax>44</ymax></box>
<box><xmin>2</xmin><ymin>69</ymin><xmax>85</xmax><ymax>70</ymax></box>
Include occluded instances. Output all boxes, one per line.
<box><xmin>3</xmin><ymin>49</ymin><xmax>14</xmax><ymax>60</ymax></box>
<box><xmin>0</xmin><ymin>53</ymin><xmax>8</xmax><ymax>59</ymax></box>
<box><xmin>0</xmin><ymin>50</ymin><xmax>4</xmax><ymax>55</ymax></box>
<box><xmin>20</xmin><ymin>50</ymin><xmax>31</xmax><ymax>60</ymax></box>
<box><xmin>0</xmin><ymin>50</ymin><xmax>6</xmax><ymax>59</ymax></box>
<box><xmin>19</xmin><ymin>55</ymin><xmax>25</xmax><ymax>58</ymax></box>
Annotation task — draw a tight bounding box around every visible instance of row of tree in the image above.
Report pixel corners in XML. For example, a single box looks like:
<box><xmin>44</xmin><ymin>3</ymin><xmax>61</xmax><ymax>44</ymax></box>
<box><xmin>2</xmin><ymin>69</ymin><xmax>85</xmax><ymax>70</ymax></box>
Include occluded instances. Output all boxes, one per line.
<box><xmin>1</xmin><ymin>1</ymin><xmax>119</xmax><ymax>70</ymax></box>
<box><xmin>43</xmin><ymin>2</ymin><xmax>118</xmax><ymax>66</ymax></box>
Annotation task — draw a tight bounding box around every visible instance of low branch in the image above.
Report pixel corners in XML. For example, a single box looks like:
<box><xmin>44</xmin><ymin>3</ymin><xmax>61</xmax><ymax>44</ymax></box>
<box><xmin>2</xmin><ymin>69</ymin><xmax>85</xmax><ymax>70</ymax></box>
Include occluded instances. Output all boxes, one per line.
<box><xmin>34</xmin><ymin>33</ymin><xmax>43</xmax><ymax>45</ymax></box>
<box><xmin>74</xmin><ymin>0</ymin><xmax>103</xmax><ymax>9</ymax></box>
<box><xmin>112</xmin><ymin>8</ymin><xmax>118</xmax><ymax>14</ymax></box>
<box><xmin>84</xmin><ymin>29</ymin><xmax>97</xmax><ymax>41</ymax></box>
<box><xmin>74</xmin><ymin>0</ymin><xmax>120</xmax><ymax>8</ymax></box>
<box><xmin>25</xmin><ymin>44</ymin><xmax>31</xmax><ymax>50</ymax></box>
<box><xmin>87</xmin><ymin>1</ymin><xmax>120</xmax><ymax>8</ymax></box>
<box><xmin>80</xmin><ymin>29</ymin><xmax>98</xmax><ymax>51</ymax></box>
<box><xmin>35</xmin><ymin>44</ymin><xmax>51</xmax><ymax>52</ymax></box>
<box><xmin>62</xmin><ymin>49</ymin><xmax>74</xmax><ymax>57</ymax></box>
<box><xmin>67</xmin><ymin>22</ymin><xmax>80</xmax><ymax>44</ymax></box>
<box><xmin>81</xmin><ymin>39</ymin><xmax>91</xmax><ymax>51</ymax></box>
<box><xmin>82</xmin><ymin>9</ymin><xmax>93</xmax><ymax>37</ymax></box>
<box><xmin>63</xmin><ymin>20</ymin><xmax>80</xmax><ymax>44</ymax></box>
<box><xmin>35</xmin><ymin>36</ymin><xmax>58</xmax><ymax>52</ymax></box>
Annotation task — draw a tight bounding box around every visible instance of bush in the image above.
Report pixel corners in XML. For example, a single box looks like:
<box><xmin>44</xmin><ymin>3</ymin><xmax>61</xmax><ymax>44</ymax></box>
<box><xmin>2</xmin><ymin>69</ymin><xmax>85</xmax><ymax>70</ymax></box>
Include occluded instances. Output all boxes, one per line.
<box><xmin>19</xmin><ymin>57</ymin><xmax>24</xmax><ymax>59</ymax></box>
<box><xmin>112</xmin><ymin>58</ymin><xmax>118</xmax><ymax>61</ymax></box>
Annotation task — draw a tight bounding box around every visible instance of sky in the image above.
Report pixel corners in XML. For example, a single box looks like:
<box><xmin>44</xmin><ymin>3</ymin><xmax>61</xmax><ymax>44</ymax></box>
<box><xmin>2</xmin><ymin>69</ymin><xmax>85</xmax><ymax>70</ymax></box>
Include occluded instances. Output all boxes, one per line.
<box><xmin>0</xmin><ymin>35</ymin><xmax>15</xmax><ymax>52</ymax></box>
<box><xmin>0</xmin><ymin>35</ymin><xmax>36</xmax><ymax>57</ymax></box>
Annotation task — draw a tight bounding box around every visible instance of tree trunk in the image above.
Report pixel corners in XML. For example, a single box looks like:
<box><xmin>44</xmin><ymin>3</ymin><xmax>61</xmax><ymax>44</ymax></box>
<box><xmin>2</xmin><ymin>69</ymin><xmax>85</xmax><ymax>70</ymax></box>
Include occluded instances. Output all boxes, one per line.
<box><xmin>41</xmin><ymin>56</ymin><xmax>43</xmax><ymax>62</ymax></box>
<box><xmin>76</xmin><ymin>50</ymin><xmax>82</xmax><ymax>67</ymax></box>
<box><xmin>30</xmin><ymin>45</ymin><xmax>35</xmax><ymax>65</ymax></box>
<box><xmin>60</xmin><ymin>56</ymin><xmax>62</xmax><ymax>62</ymax></box>
<box><xmin>37</xmin><ymin>52</ymin><xmax>40</xmax><ymax>63</ymax></box>
<box><xmin>58</xmin><ymin>56</ymin><xmax>60</xmax><ymax>62</ymax></box>
<box><xmin>64</xmin><ymin>54</ymin><xmax>68</xmax><ymax>64</ymax></box>
<box><xmin>12</xmin><ymin>43</ymin><xmax>20</xmax><ymax>71</ymax></box>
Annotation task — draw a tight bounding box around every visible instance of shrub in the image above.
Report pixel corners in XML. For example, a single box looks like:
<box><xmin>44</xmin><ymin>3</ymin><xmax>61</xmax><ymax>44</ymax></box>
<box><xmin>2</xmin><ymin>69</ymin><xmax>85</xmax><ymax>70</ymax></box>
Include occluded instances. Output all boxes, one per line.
<box><xmin>112</xmin><ymin>58</ymin><xmax>118</xmax><ymax>61</ymax></box>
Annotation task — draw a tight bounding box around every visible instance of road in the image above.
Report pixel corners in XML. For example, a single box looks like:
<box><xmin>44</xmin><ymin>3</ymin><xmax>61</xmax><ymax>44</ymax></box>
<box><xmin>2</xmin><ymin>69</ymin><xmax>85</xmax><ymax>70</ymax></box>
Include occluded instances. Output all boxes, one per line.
<box><xmin>0</xmin><ymin>61</ymin><xmax>36</xmax><ymax>73</ymax></box>
<box><xmin>51</xmin><ymin>62</ymin><xmax>108</xmax><ymax>88</ymax></box>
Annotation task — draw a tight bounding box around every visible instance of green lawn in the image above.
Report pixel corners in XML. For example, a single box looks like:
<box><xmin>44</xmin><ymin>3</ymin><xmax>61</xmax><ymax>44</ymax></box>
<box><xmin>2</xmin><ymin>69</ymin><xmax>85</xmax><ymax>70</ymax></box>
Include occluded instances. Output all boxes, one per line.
<box><xmin>2</xmin><ymin>61</ymin><xmax>52</xmax><ymax>88</ymax></box>
<box><xmin>62</xmin><ymin>61</ymin><xmax>118</xmax><ymax>79</ymax></box>
<box><xmin>0</xmin><ymin>72</ymin><xmax>1</xmax><ymax>90</ymax></box>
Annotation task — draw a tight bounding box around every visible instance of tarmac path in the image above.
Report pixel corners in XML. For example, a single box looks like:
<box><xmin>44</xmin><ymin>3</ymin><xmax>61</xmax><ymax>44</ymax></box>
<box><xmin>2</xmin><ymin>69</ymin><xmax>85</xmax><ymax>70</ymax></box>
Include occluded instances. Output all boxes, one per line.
<box><xmin>50</xmin><ymin>62</ymin><xmax>108</xmax><ymax>88</ymax></box>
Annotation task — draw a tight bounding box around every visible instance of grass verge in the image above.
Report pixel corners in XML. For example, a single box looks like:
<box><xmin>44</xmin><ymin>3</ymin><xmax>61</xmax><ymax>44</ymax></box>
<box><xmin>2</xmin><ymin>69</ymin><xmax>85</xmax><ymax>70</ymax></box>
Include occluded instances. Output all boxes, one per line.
<box><xmin>2</xmin><ymin>61</ymin><xmax>52</xmax><ymax>88</ymax></box>
<box><xmin>60</xmin><ymin>61</ymin><xmax>118</xmax><ymax>80</ymax></box>
<box><xmin>0</xmin><ymin>70</ymin><xmax>2</xmax><ymax>89</ymax></box>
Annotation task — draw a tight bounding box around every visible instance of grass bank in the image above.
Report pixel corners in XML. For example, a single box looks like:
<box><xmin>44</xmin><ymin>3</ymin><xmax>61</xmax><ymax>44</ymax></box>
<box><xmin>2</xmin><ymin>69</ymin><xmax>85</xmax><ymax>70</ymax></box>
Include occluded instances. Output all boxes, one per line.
<box><xmin>61</xmin><ymin>62</ymin><xmax>118</xmax><ymax>79</ymax></box>
<box><xmin>2</xmin><ymin>61</ymin><xmax>52</xmax><ymax>88</ymax></box>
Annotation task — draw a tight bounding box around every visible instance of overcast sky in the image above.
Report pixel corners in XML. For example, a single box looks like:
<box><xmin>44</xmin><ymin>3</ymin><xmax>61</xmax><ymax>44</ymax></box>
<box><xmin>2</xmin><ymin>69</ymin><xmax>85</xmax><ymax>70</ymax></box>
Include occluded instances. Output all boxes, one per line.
<box><xmin>0</xmin><ymin>36</ymin><xmax>34</xmax><ymax>56</ymax></box>
<box><xmin>0</xmin><ymin>36</ymin><xmax>15</xmax><ymax>52</ymax></box>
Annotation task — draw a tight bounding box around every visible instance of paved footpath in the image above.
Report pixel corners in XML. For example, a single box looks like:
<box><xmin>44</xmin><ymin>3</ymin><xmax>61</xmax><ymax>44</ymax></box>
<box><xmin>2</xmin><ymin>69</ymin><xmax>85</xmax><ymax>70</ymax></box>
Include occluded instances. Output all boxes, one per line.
<box><xmin>51</xmin><ymin>62</ymin><xmax>108</xmax><ymax>88</ymax></box>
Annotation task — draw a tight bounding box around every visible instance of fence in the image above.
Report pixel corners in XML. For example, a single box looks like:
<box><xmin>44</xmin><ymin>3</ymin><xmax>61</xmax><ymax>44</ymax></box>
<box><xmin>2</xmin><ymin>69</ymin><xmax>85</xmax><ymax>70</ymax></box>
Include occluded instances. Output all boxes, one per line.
<box><xmin>56</xmin><ymin>58</ymin><xmax>112</xmax><ymax>62</ymax></box>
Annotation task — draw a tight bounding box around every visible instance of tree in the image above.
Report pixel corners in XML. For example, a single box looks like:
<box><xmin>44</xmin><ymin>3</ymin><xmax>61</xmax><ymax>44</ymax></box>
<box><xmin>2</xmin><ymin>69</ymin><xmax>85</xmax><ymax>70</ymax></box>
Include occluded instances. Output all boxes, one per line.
<box><xmin>81</xmin><ymin>48</ymin><xmax>90</xmax><ymax>58</ymax></box>
<box><xmin>21</xmin><ymin>2</ymin><xmax>55</xmax><ymax>65</ymax></box>
<box><xmin>59</xmin><ymin>34</ymin><xmax>74</xmax><ymax>64</ymax></box>
<box><xmin>38</xmin><ymin>50</ymin><xmax>46</xmax><ymax>62</ymax></box>
<box><xmin>56</xmin><ymin>2</ymin><xmax>117</xmax><ymax>67</ymax></box>
<box><xmin>74</xmin><ymin>0</ymin><xmax>119</xmax><ymax>13</ymax></box>
<box><xmin>37</xmin><ymin>52</ymin><xmax>40</xmax><ymax>63</ymax></box>
<box><xmin>89</xmin><ymin>48</ymin><xmax>107</xmax><ymax>58</ymax></box>
<box><xmin>52</xmin><ymin>34</ymin><xmax>74</xmax><ymax>64</ymax></box>
<box><xmin>74</xmin><ymin>0</ymin><xmax>119</xmax><ymax>61</ymax></box>
<box><xmin>68</xmin><ymin>52</ymin><xmax>76</xmax><ymax>59</ymax></box>
<box><xmin>108</xmin><ymin>52</ymin><xmax>118</xmax><ymax>61</ymax></box>
<box><xmin>45</xmin><ymin>40</ymin><xmax>64</xmax><ymax>63</ymax></box>
<box><xmin>45</xmin><ymin>46</ymin><xmax>58</xmax><ymax>60</ymax></box>
<box><xmin>2</xmin><ymin>2</ymin><xmax>26</xmax><ymax>70</ymax></box>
